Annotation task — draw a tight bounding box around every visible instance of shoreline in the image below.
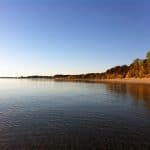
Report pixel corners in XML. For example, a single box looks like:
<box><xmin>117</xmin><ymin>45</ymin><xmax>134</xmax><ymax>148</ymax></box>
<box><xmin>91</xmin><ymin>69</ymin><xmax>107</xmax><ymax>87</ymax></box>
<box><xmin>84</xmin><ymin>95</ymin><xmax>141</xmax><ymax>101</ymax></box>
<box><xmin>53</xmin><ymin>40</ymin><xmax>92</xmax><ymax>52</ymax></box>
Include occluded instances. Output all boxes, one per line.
<box><xmin>54</xmin><ymin>78</ymin><xmax>150</xmax><ymax>84</ymax></box>
<box><xmin>0</xmin><ymin>77</ymin><xmax>150</xmax><ymax>84</ymax></box>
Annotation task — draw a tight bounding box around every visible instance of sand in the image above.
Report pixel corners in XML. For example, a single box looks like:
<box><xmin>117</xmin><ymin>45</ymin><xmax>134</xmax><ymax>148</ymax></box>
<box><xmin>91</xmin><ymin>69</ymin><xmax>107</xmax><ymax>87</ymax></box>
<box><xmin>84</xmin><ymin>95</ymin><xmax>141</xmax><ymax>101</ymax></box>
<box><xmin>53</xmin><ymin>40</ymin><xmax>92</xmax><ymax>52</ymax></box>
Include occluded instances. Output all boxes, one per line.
<box><xmin>55</xmin><ymin>78</ymin><xmax>150</xmax><ymax>84</ymax></box>
<box><xmin>98</xmin><ymin>78</ymin><xmax>150</xmax><ymax>84</ymax></box>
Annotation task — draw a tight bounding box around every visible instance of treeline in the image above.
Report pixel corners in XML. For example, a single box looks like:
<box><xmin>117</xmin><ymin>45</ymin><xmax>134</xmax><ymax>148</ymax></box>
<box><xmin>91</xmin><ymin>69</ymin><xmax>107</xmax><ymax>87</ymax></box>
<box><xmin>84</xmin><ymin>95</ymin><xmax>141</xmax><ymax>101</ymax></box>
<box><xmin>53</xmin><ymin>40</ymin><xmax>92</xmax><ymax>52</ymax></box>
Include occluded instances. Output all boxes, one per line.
<box><xmin>54</xmin><ymin>51</ymin><xmax>150</xmax><ymax>80</ymax></box>
<box><xmin>20</xmin><ymin>51</ymin><xmax>150</xmax><ymax>80</ymax></box>
<box><xmin>19</xmin><ymin>75</ymin><xmax>53</xmax><ymax>79</ymax></box>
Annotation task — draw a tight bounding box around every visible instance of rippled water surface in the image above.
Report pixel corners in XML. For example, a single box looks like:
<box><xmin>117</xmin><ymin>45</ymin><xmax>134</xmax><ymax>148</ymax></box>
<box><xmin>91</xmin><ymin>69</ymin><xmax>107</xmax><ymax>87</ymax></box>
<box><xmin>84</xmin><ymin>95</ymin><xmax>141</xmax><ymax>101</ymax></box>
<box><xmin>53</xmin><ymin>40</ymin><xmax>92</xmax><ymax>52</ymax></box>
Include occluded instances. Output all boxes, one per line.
<box><xmin>0</xmin><ymin>79</ymin><xmax>150</xmax><ymax>150</ymax></box>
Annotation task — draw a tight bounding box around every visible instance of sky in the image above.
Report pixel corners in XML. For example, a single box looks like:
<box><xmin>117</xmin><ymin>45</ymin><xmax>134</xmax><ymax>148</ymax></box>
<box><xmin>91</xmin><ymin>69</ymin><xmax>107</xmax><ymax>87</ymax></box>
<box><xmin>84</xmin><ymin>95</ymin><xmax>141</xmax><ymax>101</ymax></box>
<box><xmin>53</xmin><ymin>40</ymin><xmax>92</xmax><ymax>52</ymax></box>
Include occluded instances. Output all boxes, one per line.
<box><xmin>0</xmin><ymin>0</ymin><xmax>149</xmax><ymax>76</ymax></box>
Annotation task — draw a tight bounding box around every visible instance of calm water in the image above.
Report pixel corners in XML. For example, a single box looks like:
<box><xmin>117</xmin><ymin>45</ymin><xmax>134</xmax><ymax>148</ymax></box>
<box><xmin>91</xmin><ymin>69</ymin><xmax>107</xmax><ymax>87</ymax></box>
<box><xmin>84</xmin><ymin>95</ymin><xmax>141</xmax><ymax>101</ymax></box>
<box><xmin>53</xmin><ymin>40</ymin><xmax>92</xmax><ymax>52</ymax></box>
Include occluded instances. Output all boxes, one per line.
<box><xmin>0</xmin><ymin>79</ymin><xmax>150</xmax><ymax>150</ymax></box>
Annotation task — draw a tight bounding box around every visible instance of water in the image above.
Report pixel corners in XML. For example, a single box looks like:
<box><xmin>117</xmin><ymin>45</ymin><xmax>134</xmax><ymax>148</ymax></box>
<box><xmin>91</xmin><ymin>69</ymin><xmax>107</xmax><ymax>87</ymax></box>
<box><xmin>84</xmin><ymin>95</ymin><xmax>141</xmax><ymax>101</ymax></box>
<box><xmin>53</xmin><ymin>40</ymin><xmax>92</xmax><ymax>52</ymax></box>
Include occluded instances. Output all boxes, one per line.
<box><xmin>0</xmin><ymin>79</ymin><xmax>150</xmax><ymax>150</ymax></box>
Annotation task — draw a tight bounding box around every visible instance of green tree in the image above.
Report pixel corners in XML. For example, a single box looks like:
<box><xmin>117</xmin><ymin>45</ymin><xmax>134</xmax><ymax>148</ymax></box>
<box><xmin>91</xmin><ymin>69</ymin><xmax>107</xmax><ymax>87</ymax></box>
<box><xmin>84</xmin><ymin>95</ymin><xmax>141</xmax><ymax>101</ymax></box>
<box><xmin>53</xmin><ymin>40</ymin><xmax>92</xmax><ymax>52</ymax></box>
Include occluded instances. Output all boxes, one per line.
<box><xmin>146</xmin><ymin>51</ymin><xmax>150</xmax><ymax>60</ymax></box>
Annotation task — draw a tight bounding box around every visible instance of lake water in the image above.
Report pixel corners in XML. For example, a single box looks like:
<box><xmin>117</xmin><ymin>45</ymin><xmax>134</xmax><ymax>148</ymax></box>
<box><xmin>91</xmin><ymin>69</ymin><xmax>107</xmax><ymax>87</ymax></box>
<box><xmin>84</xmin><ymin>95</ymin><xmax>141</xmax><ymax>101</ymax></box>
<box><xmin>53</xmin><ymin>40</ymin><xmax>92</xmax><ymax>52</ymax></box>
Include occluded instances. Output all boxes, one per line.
<box><xmin>0</xmin><ymin>79</ymin><xmax>150</xmax><ymax>150</ymax></box>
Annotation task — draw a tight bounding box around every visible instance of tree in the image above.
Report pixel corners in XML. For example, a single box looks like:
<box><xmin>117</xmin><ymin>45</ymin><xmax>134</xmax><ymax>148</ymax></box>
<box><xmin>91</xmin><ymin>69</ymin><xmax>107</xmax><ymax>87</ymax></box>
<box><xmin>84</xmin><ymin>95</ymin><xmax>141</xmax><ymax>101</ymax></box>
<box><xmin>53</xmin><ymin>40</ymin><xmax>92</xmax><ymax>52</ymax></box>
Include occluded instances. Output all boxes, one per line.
<box><xmin>146</xmin><ymin>51</ymin><xmax>150</xmax><ymax>60</ymax></box>
<box><xmin>133</xmin><ymin>58</ymin><xmax>143</xmax><ymax>65</ymax></box>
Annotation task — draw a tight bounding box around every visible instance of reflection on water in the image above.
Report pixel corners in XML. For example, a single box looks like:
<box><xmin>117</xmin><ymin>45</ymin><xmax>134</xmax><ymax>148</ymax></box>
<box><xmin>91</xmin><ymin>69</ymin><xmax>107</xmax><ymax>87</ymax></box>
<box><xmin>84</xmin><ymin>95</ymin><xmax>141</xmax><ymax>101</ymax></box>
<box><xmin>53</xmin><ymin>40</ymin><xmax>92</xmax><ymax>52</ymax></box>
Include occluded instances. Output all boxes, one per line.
<box><xmin>106</xmin><ymin>83</ymin><xmax>150</xmax><ymax>110</ymax></box>
<box><xmin>0</xmin><ymin>79</ymin><xmax>150</xmax><ymax>150</ymax></box>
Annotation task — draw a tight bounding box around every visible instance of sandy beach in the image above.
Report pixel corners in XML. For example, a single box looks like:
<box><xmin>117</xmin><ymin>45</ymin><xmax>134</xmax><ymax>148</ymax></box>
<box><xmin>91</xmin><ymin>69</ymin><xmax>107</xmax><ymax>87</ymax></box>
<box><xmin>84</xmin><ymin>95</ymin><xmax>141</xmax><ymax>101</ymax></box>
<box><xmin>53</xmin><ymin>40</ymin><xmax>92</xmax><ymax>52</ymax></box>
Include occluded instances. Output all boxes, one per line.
<box><xmin>54</xmin><ymin>78</ymin><xmax>150</xmax><ymax>84</ymax></box>
<box><xmin>98</xmin><ymin>78</ymin><xmax>150</xmax><ymax>84</ymax></box>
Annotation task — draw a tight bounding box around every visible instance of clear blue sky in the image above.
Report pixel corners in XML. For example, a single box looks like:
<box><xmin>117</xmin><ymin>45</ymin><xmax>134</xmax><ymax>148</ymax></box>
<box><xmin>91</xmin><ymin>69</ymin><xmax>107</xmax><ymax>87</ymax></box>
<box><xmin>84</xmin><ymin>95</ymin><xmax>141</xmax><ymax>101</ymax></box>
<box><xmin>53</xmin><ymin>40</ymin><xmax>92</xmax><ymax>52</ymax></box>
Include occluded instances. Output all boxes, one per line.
<box><xmin>0</xmin><ymin>0</ymin><xmax>149</xmax><ymax>76</ymax></box>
